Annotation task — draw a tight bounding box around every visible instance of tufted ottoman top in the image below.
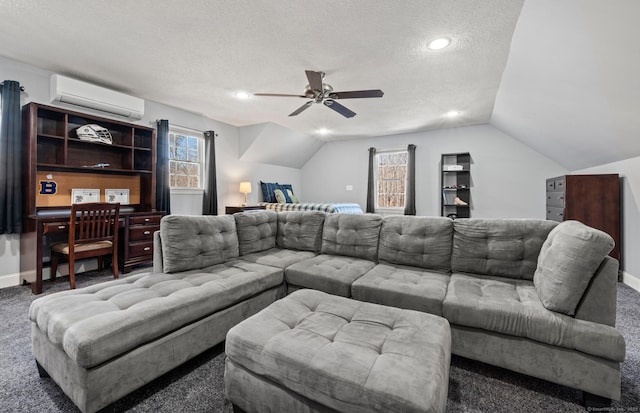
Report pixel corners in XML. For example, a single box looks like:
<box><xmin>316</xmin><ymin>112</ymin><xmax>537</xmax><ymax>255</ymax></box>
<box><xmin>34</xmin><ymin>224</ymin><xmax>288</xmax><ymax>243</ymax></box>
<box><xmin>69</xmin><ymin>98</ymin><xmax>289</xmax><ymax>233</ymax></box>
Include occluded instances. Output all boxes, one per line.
<box><xmin>29</xmin><ymin>261</ymin><xmax>283</xmax><ymax>369</ymax></box>
<box><xmin>225</xmin><ymin>289</ymin><xmax>451</xmax><ymax>413</ymax></box>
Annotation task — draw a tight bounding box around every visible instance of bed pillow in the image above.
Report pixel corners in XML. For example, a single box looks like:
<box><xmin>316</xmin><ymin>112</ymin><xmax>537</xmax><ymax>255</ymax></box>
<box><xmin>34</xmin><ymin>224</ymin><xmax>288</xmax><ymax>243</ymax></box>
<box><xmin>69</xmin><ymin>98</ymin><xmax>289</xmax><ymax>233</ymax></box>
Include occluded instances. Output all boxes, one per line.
<box><xmin>274</xmin><ymin>189</ymin><xmax>287</xmax><ymax>204</ymax></box>
<box><xmin>533</xmin><ymin>220</ymin><xmax>614</xmax><ymax>315</ymax></box>
<box><xmin>259</xmin><ymin>181</ymin><xmax>279</xmax><ymax>203</ymax></box>
<box><xmin>287</xmin><ymin>189</ymin><xmax>299</xmax><ymax>203</ymax></box>
<box><xmin>277</xmin><ymin>183</ymin><xmax>294</xmax><ymax>202</ymax></box>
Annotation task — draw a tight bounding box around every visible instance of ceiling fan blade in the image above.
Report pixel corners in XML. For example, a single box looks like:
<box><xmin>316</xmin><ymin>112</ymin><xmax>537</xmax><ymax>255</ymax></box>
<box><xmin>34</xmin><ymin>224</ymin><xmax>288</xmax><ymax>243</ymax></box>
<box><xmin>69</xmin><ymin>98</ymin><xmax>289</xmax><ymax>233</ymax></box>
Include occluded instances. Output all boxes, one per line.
<box><xmin>329</xmin><ymin>89</ymin><xmax>384</xmax><ymax>99</ymax></box>
<box><xmin>289</xmin><ymin>101</ymin><xmax>313</xmax><ymax>117</ymax></box>
<box><xmin>254</xmin><ymin>93</ymin><xmax>306</xmax><ymax>98</ymax></box>
<box><xmin>324</xmin><ymin>99</ymin><xmax>356</xmax><ymax>118</ymax></box>
<box><xmin>305</xmin><ymin>70</ymin><xmax>324</xmax><ymax>93</ymax></box>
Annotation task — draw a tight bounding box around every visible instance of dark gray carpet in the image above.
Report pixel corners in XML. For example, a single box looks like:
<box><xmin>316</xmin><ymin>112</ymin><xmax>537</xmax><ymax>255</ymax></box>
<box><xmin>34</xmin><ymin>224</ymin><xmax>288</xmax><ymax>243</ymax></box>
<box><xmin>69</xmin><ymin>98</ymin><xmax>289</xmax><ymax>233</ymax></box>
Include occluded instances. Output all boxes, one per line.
<box><xmin>1</xmin><ymin>268</ymin><xmax>639</xmax><ymax>412</ymax></box>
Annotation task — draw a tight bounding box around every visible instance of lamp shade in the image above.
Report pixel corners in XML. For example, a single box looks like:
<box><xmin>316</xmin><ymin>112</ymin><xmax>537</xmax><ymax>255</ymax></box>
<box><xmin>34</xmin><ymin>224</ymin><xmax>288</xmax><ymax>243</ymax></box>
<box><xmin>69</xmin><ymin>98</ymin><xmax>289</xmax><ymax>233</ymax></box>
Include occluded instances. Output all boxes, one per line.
<box><xmin>239</xmin><ymin>181</ymin><xmax>252</xmax><ymax>194</ymax></box>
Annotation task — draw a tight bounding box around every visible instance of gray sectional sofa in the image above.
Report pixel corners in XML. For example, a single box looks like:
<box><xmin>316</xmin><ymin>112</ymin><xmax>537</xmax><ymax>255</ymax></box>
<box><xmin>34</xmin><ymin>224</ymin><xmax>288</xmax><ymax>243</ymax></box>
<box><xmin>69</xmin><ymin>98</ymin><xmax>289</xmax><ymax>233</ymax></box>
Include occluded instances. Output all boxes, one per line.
<box><xmin>30</xmin><ymin>210</ymin><xmax>625</xmax><ymax>412</ymax></box>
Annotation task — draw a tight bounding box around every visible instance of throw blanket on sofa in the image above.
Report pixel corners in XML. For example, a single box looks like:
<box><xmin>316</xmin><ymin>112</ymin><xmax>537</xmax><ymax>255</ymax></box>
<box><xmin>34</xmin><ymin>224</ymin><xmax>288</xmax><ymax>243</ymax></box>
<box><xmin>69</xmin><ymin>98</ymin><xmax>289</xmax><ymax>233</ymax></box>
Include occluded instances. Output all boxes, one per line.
<box><xmin>258</xmin><ymin>202</ymin><xmax>363</xmax><ymax>214</ymax></box>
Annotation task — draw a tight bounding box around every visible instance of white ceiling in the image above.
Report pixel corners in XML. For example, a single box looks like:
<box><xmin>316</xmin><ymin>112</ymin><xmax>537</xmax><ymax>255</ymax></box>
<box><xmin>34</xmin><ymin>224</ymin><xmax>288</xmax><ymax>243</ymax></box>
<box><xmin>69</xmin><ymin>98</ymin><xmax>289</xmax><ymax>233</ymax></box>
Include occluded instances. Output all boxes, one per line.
<box><xmin>0</xmin><ymin>0</ymin><xmax>523</xmax><ymax>139</ymax></box>
<box><xmin>1</xmin><ymin>0</ymin><xmax>638</xmax><ymax>170</ymax></box>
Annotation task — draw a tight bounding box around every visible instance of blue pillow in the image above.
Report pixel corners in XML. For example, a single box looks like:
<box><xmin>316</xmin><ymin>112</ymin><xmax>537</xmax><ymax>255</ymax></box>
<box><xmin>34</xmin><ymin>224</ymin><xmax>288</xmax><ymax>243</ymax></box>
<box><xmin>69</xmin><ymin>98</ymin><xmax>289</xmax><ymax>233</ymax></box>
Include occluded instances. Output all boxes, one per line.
<box><xmin>259</xmin><ymin>181</ymin><xmax>279</xmax><ymax>203</ymax></box>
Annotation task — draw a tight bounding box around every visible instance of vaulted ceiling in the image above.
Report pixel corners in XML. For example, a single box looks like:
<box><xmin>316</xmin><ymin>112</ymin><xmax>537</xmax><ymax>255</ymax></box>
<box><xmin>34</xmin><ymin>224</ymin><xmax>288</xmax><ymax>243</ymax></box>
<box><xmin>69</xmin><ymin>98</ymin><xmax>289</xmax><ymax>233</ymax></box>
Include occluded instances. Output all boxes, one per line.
<box><xmin>0</xmin><ymin>0</ymin><xmax>637</xmax><ymax>171</ymax></box>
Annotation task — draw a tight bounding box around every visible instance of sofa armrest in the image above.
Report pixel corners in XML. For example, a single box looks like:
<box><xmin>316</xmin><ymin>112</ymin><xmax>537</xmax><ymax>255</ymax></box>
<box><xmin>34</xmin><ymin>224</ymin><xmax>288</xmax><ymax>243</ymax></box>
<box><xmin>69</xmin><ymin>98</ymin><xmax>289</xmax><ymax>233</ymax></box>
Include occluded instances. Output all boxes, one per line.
<box><xmin>153</xmin><ymin>230</ymin><xmax>164</xmax><ymax>273</ymax></box>
<box><xmin>575</xmin><ymin>256</ymin><xmax>618</xmax><ymax>326</ymax></box>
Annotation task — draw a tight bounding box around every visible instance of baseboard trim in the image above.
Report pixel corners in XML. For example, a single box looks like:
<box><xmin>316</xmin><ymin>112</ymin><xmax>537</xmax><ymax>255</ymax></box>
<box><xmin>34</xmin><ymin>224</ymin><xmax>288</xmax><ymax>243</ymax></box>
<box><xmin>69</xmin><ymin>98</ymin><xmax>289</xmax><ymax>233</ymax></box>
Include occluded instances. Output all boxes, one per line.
<box><xmin>622</xmin><ymin>271</ymin><xmax>640</xmax><ymax>293</ymax></box>
<box><xmin>0</xmin><ymin>273</ymin><xmax>21</xmax><ymax>289</ymax></box>
<box><xmin>0</xmin><ymin>260</ymin><xmax>99</xmax><ymax>290</ymax></box>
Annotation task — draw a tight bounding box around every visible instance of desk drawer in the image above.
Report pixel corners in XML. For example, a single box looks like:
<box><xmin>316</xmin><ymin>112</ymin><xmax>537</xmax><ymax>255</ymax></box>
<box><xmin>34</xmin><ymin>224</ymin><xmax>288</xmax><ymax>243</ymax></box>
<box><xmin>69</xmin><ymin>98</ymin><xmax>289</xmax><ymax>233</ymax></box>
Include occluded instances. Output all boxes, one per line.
<box><xmin>43</xmin><ymin>222</ymin><xmax>69</xmax><ymax>234</ymax></box>
<box><xmin>128</xmin><ymin>241</ymin><xmax>153</xmax><ymax>258</ymax></box>
<box><xmin>129</xmin><ymin>215</ymin><xmax>162</xmax><ymax>226</ymax></box>
<box><xmin>129</xmin><ymin>225</ymin><xmax>159</xmax><ymax>241</ymax></box>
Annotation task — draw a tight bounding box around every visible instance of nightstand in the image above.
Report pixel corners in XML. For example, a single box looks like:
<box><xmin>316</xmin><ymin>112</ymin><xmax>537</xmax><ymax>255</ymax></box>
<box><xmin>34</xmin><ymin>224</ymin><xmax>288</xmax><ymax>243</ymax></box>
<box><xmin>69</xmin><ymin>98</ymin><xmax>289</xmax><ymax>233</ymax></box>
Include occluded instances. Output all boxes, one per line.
<box><xmin>225</xmin><ymin>205</ymin><xmax>267</xmax><ymax>214</ymax></box>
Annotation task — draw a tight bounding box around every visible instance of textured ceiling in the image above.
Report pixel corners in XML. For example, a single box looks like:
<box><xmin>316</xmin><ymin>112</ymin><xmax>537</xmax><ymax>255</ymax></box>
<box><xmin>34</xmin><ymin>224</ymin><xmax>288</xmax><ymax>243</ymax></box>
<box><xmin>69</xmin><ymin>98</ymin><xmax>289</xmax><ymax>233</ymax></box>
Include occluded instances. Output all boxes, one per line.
<box><xmin>0</xmin><ymin>0</ymin><xmax>524</xmax><ymax>141</ymax></box>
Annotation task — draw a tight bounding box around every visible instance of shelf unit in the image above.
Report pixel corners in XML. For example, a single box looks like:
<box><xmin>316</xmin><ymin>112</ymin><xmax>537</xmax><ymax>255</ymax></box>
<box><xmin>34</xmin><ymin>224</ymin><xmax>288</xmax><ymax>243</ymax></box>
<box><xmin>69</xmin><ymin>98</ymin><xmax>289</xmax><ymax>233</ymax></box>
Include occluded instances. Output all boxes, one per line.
<box><xmin>440</xmin><ymin>152</ymin><xmax>471</xmax><ymax>219</ymax></box>
<box><xmin>22</xmin><ymin>102</ymin><xmax>156</xmax><ymax>216</ymax></box>
<box><xmin>20</xmin><ymin>102</ymin><xmax>161</xmax><ymax>292</ymax></box>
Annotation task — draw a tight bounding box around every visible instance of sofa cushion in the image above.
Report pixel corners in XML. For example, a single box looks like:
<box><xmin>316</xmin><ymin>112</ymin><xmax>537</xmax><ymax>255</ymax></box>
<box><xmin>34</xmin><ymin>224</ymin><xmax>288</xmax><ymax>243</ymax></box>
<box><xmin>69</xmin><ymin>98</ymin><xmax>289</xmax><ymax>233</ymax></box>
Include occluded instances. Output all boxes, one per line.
<box><xmin>285</xmin><ymin>254</ymin><xmax>376</xmax><ymax>297</ymax></box>
<box><xmin>239</xmin><ymin>248</ymin><xmax>317</xmax><ymax>269</ymax></box>
<box><xmin>234</xmin><ymin>210</ymin><xmax>277</xmax><ymax>255</ymax></box>
<box><xmin>533</xmin><ymin>220</ymin><xmax>615</xmax><ymax>315</ymax></box>
<box><xmin>29</xmin><ymin>262</ymin><xmax>283</xmax><ymax>369</ymax></box>
<box><xmin>443</xmin><ymin>273</ymin><xmax>625</xmax><ymax>362</ymax></box>
<box><xmin>321</xmin><ymin>213</ymin><xmax>382</xmax><ymax>261</ymax></box>
<box><xmin>276</xmin><ymin>211</ymin><xmax>326</xmax><ymax>252</ymax></box>
<box><xmin>378</xmin><ymin>216</ymin><xmax>452</xmax><ymax>272</ymax></box>
<box><xmin>160</xmin><ymin>215</ymin><xmax>239</xmax><ymax>273</ymax></box>
<box><xmin>352</xmin><ymin>264</ymin><xmax>450</xmax><ymax>316</ymax></box>
<box><xmin>226</xmin><ymin>289</ymin><xmax>451</xmax><ymax>413</ymax></box>
<box><xmin>452</xmin><ymin>219</ymin><xmax>557</xmax><ymax>280</ymax></box>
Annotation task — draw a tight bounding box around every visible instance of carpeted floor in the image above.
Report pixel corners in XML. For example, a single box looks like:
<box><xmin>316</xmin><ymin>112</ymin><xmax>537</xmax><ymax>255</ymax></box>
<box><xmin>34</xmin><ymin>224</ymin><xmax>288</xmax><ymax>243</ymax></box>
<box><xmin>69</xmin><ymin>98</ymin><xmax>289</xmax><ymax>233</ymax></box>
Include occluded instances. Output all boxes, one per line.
<box><xmin>1</xmin><ymin>268</ymin><xmax>638</xmax><ymax>412</ymax></box>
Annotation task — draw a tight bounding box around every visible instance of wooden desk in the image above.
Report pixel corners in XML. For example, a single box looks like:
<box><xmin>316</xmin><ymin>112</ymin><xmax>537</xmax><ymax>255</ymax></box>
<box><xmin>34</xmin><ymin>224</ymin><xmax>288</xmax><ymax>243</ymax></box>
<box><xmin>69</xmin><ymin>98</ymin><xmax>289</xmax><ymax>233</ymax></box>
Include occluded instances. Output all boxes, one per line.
<box><xmin>20</xmin><ymin>210</ymin><xmax>164</xmax><ymax>294</ymax></box>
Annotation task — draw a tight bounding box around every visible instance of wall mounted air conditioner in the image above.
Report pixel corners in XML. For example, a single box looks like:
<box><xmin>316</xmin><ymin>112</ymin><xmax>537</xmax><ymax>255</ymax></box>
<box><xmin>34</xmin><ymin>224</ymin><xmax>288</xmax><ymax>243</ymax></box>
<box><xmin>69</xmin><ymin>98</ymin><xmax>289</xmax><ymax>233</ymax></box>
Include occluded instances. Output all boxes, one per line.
<box><xmin>50</xmin><ymin>74</ymin><xmax>144</xmax><ymax>119</ymax></box>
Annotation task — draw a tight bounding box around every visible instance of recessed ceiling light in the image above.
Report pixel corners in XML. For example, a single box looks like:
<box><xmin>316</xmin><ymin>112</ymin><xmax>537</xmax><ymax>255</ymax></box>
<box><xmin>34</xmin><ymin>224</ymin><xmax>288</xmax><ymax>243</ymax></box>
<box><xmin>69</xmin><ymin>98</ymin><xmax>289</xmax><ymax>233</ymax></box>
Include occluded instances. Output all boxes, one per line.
<box><xmin>446</xmin><ymin>110</ymin><xmax>460</xmax><ymax>118</ymax></box>
<box><xmin>316</xmin><ymin>128</ymin><xmax>331</xmax><ymax>135</ymax></box>
<box><xmin>234</xmin><ymin>91</ymin><xmax>251</xmax><ymax>100</ymax></box>
<box><xmin>428</xmin><ymin>38</ymin><xmax>451</xmax><ymax>50</ymax></box>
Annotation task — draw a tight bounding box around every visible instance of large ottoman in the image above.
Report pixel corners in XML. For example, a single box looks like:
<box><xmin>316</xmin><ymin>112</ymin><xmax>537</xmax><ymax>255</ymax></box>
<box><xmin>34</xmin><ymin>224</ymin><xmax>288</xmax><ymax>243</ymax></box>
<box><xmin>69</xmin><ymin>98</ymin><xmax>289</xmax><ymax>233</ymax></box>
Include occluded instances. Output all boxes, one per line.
<box><xmin>224</xmin><ymin>289</ymin><xmax>451</xmax><ymax>413</ymax></box>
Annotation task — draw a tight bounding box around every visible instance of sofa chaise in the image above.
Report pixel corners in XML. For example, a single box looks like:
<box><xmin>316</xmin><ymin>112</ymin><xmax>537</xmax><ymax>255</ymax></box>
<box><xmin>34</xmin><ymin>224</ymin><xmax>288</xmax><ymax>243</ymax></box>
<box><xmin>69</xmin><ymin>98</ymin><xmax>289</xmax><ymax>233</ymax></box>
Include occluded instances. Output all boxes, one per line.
<box><xmin>29</xmin><ymin>210</ymin><xmax>625</xmax><ymax>412</ymax></box>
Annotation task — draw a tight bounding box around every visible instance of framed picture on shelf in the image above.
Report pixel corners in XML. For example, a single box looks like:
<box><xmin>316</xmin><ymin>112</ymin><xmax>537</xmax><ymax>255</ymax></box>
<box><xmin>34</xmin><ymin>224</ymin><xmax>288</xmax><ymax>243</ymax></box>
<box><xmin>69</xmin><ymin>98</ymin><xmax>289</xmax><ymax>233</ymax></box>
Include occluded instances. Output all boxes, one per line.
<box><xmin>71</xmin><ymin>189</ymin><xmax>100</xmax><ymax>204</ymax></box>
<box><xmin>105</xmin><ymin>189</ymin><xmax>129</xmax><ymax>204</ymax></box>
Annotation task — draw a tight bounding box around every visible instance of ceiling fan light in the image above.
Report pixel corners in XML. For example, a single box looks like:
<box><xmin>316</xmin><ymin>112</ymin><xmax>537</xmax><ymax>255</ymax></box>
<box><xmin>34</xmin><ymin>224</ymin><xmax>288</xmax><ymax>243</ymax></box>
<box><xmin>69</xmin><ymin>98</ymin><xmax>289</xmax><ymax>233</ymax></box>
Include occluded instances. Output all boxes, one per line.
<box><xmin>428</xmin><ymin>37</ymin><xmax>451</xmax><ymax>50</ymax></box>
<box><xmin>234</xmin><ymin>91</ymin><xmax>251</xmax><ymax>100</ymax></box>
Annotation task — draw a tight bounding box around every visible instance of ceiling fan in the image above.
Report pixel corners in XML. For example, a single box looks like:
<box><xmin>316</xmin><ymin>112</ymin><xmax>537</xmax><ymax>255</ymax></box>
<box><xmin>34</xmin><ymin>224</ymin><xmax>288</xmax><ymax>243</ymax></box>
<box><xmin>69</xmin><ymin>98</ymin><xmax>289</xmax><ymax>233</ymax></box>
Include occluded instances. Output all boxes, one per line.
<box><xmin>254</xmin><ymin>70</ymin><xmax>384</xmax><ymax>118</ymax></box>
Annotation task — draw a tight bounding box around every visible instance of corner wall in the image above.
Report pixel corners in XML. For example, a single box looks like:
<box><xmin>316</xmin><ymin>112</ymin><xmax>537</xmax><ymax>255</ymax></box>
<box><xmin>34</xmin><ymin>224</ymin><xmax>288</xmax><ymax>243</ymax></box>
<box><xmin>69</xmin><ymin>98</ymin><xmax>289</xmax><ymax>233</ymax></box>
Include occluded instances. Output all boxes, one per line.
<box><xmin>302</xmin><ymin>124</ymin><xmax>568</xmax><ymax>218</ymax></box>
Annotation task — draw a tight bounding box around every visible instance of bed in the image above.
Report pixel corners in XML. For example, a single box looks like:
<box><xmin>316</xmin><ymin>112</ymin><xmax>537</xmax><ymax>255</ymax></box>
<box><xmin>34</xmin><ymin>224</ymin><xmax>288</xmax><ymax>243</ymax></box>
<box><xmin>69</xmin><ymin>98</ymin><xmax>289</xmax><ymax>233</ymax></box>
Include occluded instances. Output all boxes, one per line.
<box><xmin>258</xmin><ymin>181</ymin><xmax>363</xmax><ymax>214</ymax></box>
<box><xmin>258</xmin><ymin>202</ymin><xmax>363</xmax><ymax>214</ymax></box>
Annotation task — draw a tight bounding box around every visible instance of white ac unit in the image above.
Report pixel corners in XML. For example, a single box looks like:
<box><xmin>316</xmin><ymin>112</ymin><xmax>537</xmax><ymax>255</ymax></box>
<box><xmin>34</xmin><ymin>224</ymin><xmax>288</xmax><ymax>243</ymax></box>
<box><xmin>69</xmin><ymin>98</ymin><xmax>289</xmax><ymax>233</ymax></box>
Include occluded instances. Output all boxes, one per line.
<box><xmin>50</xmin><ymin>74</ymin><xmax>144</xmax><ymax>119</ymax></box>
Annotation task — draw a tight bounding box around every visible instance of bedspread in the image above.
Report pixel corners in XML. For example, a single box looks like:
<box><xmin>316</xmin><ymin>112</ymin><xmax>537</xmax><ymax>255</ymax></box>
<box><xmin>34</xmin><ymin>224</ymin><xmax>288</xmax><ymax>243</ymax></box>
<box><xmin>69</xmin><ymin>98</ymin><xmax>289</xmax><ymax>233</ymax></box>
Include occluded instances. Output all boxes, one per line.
<box><xmin>259</xmin><ymin>202</ymin><xmax>363</xmax><ymax>214</ymax></box>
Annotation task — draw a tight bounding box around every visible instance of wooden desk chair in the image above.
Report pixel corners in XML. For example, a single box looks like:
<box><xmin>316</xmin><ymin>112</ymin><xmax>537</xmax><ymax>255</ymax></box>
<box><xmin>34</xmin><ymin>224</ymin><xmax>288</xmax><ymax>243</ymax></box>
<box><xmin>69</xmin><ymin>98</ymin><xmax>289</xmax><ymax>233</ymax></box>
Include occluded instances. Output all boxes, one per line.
<box><xmin>50</xmin><ymin>202</ymin><xmax>121</xmax><ymax>289</ymax></box>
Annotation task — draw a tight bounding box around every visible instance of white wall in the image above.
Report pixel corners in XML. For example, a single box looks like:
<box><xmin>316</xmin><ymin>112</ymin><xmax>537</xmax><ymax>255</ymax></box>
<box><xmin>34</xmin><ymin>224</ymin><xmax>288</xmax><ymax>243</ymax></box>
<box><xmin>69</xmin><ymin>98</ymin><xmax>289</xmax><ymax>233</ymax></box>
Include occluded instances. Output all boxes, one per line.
<box><xmin>0</xmin><ymin>56</ymin><xmax>301</xmax><ymax>287</ymax></box>
<box><xmin>574</xmin><ymin>157</ymin><xmax>640</xmax><ymax>289</ymax></box>
<box><xmin>303</xmin><ymin>124</ymin><xmax>568</xmax><ymax>218</ymax></box>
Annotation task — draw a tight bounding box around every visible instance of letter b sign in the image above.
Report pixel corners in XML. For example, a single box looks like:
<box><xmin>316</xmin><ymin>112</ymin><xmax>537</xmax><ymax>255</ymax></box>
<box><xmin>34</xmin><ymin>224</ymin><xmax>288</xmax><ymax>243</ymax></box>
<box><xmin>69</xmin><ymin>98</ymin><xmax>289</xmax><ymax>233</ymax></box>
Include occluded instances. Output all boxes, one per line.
<box><xmin>39</xmin><ymin>181</ymin><xmax>57</xmax><ymax>195</ymax></box>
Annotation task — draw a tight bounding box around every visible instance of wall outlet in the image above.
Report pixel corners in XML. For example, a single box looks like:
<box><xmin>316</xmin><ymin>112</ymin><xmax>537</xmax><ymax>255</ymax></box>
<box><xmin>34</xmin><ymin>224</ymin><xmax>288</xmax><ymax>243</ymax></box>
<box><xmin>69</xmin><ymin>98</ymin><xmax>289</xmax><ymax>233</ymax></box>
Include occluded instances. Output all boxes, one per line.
<box><xmin>346</xmin><ymin>185</ymin><xmax>353</xmax><ymax>191</ymax></box>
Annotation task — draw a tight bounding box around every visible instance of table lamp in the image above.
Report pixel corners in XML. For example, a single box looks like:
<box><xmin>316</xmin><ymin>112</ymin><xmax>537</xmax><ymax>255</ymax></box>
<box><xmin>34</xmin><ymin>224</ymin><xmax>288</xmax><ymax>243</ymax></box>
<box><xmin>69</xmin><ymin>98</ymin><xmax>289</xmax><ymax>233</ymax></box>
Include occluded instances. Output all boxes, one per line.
<box><xmin>239</xmin><ymin>181</ymin><xmax>252</xmax><ymax>206</ymax></box>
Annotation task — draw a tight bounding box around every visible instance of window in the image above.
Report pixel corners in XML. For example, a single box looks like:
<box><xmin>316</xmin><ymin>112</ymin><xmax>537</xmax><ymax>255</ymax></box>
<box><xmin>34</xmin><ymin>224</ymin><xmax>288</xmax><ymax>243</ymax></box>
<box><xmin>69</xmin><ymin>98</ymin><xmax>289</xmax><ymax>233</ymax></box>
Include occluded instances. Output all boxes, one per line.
<box><xmin>375</xmin><ymin>150</ymin><xmax>408</xmax><ymax>209</ymax></box>
<box><xmin>169</xmin><ymin>130</ymin><xmax>204</xmax><ymax>189</ymax></box>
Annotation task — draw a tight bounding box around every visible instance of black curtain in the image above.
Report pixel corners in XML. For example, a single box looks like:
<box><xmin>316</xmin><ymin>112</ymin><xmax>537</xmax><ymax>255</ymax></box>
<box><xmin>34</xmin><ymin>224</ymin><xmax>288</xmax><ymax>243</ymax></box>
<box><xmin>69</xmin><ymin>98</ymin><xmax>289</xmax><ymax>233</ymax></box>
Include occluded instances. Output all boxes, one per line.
<box><xmin>202</xmin><ymin>130</ymin><xmax>218</xmax><ymax>215</ymax></box>
<box><xmin>366</xmin><ymin>147</ymin><xmax>376</xmax><ymax>213</ymax></box>
<box><xmin>155</xmin><ymin>119</ymin><xmax>171</xmax><ymax>214</ymax></box>
<box><xmin>404</xmin><ymin>144</ymin><xmax>416</xmax><ymax>215</ymax></box>
<box><xmin>0</xmin><ymin>80</ymin><xmax>23</xmax><ymax>234</ymax></box>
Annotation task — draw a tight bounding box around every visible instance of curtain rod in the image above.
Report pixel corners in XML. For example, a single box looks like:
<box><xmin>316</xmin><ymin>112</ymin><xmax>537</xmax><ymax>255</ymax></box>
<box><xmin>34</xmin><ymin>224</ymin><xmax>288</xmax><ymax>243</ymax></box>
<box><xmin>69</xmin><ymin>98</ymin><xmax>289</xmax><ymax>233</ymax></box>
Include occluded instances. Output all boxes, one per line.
<box><xmin>151</xmin><ymin>121</ymin><xmax>219</xmax><ymax>137</ymax></box>
<box><xmin>151</xmin><ymin>121</ymin><xmax>202</xmax><ymax>135</ymax></box>
<box><xmin>0</xmin><ymin>82</ymin><xmax>25</xmax><ymax>91</ymax></box>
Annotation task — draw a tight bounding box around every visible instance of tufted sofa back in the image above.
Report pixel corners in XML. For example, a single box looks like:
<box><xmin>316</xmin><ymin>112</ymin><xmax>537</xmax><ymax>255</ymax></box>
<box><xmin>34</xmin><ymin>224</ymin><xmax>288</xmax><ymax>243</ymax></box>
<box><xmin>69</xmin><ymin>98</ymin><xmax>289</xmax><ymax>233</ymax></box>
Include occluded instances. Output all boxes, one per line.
<box><xmin>234</xmin><ymin>210</ymin><xmax>278</xmax><ymax>255</ymax></box>
<box><xmin>276</xmin><ymin>211</ymin><xmax>326</xmax><ymax>252</ymax></box>
<box><xmin>160</xmin><ymin>214</ymin><xmax>239</xmax><ymax>273</ymax></box>
<box><xmin>378</xmin><ymin>215</ymin><xmax>453</xmax><ymax>272</ymax></box>
<box><xmin>321</xmin><ymin>214</ymin><xmax>383</xmax><ymax>261</ymax></box>
<box><xmin>451</xmin><ymin>218</ymin><xmax>558</xmax><ymax>280</ymax></box>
